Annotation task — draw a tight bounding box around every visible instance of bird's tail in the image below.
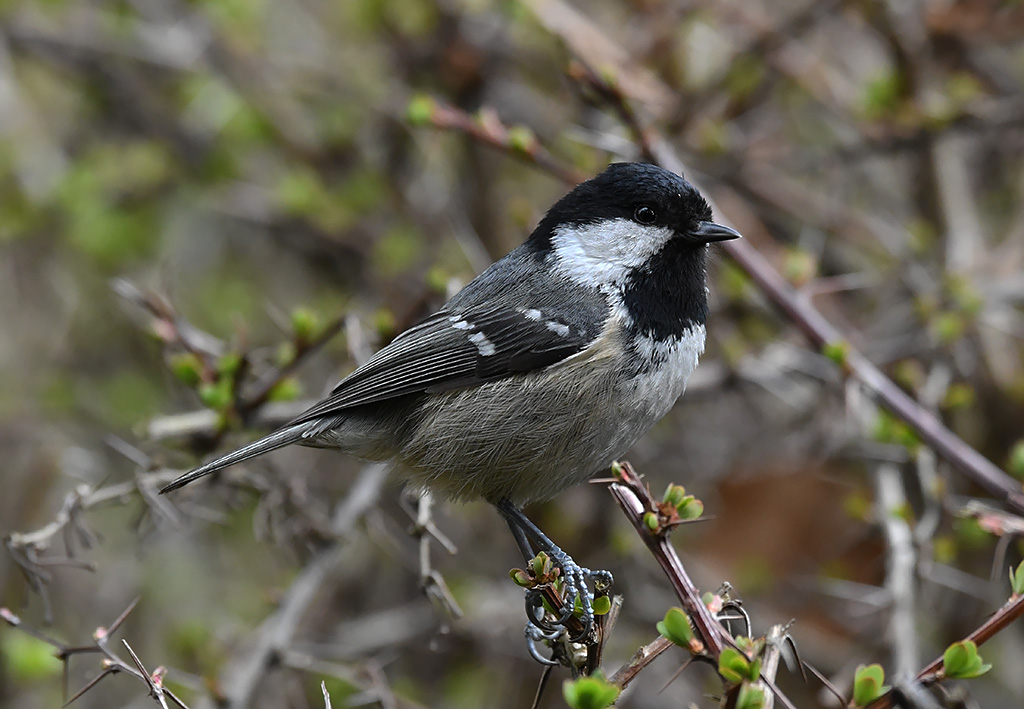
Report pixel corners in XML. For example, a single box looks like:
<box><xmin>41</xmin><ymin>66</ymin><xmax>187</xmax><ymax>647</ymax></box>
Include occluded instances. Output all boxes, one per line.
<box><xmin>160</xmin><ymin>423</ymin><xmax>310</xmax><ymax>494</ymax></box>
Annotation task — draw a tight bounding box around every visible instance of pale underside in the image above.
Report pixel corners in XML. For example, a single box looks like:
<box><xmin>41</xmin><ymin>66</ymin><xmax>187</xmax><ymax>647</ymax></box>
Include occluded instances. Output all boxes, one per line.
<box><xmin>309</xmin><ymin>320</ymin><xmax>705</xmax><ymax>505</ymax></box>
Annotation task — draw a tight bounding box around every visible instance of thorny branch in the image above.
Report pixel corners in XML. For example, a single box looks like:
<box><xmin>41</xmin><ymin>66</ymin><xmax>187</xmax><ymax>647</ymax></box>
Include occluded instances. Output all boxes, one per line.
<box><xmin>0</xmin><ymin>599</ymin><xmax>191</xmax><ymax>708</ymax></box>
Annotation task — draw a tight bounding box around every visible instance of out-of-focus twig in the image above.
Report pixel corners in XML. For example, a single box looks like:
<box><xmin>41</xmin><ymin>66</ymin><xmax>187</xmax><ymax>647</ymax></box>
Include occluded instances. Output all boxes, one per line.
<box><xmin>401</xmin><ymin>490</ymin><xmax>463</xmax><ymax>624</ymax></box>
<box><xmin>212</xmin><ymin>464</ymin><xmax>387</xmax><ymax>709</ymax></box>
<box><xmin>0</xmin><ymin>599</ymin><xmax>191</xmax><ymax>708</ymax></box>
<box><xmin>408</xmin><ymin>97</ymin><xmax>584</xmax><ymax>185</ymax></box>
<box><xmin>5</xmin><ymin>475</ymin><xmax>182</xmax><ymax>621</ymax></box>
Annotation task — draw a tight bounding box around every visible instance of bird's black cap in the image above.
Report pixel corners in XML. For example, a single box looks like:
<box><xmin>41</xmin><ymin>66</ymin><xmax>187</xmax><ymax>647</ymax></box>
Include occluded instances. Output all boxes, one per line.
<box><xmin>530</xmin><ymin>162</ymin><xmax>720</xmax><ymax>249</ymax></box>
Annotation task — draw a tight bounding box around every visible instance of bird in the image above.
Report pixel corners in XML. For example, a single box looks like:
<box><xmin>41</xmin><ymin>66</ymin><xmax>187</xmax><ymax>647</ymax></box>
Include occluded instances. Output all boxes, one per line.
<box><xmin>160</xmin><ymin>162</ymin><xmax>740</xmax><ymax>646</ymax></box>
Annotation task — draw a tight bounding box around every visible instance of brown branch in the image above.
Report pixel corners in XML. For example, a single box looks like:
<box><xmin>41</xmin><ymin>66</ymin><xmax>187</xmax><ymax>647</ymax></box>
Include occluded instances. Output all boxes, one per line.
<box><xmin>607</xmin><ymin>462</ymin><xmax>727</xmax><ymax>657</ymax></box>
<box><xmin>866</xmin><ymin>592</ymin><xmax>1024</xmax><ymax>709</ymax></box>
<box><xmin>719</xmin><ymin>235</ymin><xmax>1024</xmax><ymax>512</ymax></box>
<box><xmin>607</xmin><ymin>635</ymin><xmax>674</xmax><ymax>688</ymax></box>
<box><xmin>410</xmin><ymin>97</ymin><xmax>584</xmax><ymax>186</ymax></box>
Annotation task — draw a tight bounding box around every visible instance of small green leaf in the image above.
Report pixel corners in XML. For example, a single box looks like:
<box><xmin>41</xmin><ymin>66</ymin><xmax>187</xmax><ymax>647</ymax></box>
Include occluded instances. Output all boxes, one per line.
<box><xmin>1011</xmin><ymin>560</ymin><xmax>1024</xmax><ymax>596</ymax></box>
<box><xmin>1008</xmin><ymin>440</ymin><xmax>1024</xmax><ymax>480</ymax></box>
<box><xmin>655</xmin><ymin>607</ymin><xmax>693</xmax><ymax>648</ymax></box>
<box><xmin>643</xmin><ymin>512</ymin><xmax>659</xmax><ymax>531</ymax></box>
<box><xmin>930</xmin><ymin>311</ymin><xmax>965</xmax><ymax>344</ymax></box>
<box><xmin>663</xmin><ymin>483</ymin><xmax>686</xmax><ymax>507</ymax></box>
<box><xmin>198</xmin><ymin>379</ymin><xmax>233</xmax><ymax>411</ymax></box>
<box><xmin>217</xmin><ymin>352</ymin><xmax>243</xmax><ymax>377</ymax></box>
<box><xmin>852</xmin><ymin>664</ymin><xmax>889</xmax><ymax>706</ymax></box>
<box><xmin>822</xmin><ymin>340</ymin><xmax>849</xmax><ymax>367</ymax></box>
<box><xmin>942</xmin><ymin>640</ymin><xmax>991</xmax><ymax>679</ymax></box>
<box><xmin>735</xmin><ymin>681</ymin><xmax>766</xmax><ymax>709</ymax></box>
<box><xmin>168</xmin><ymin>352</ymin><xmax>203</xmax><ymax>387</ymax></box>
<box><xmin>267</xmin><ymin>377</ymin><xmax>301</xmax><ymax>402</ymax></box>
<box><xmin>506</xmin><ymin>125</ymin><xmax>537</xmax><ymax>154</ymax></box>
<box><xmin>592</xmin><ymin>595</ymin><xmax>612</xmax><ymax>616</ymax></box>
<box><xmin>562</xmin><ymin>675</ymin><xmax>620</xmax><ymax>709</ymax></box>
<box><xmin>509</xmin><ymin>568</ymin><xmax>532</xmax><ymax>587</ymax></box>
<box><xmin>530</xmin><ymin>552</ymin><xmax>551</xmax><ymax>578</ymax></box>
<box><xmin>718</xmin><ymin>648</ymin><xmax>751</xmax><ymax>684</ymax></box>
<box><xmin>290</xmin><ymin>306</ymin><xmax>321</xmax><ymax>343</ymax></box>
<box><xmin>405</xmin><ymin>94</ymin><xmax>436</xmax><ymax>126</ymax></box>
<box><xmin>678</xmin><ymin>497</ymin><xmax>704</xmax><ymax>521</ymax></box>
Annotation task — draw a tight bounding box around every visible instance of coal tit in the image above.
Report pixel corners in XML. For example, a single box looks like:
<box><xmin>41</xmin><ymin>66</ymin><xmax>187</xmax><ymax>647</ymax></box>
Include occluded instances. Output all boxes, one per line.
<box><xmin>161</xmin><ymin>162</ymin><xmax>740</xmax><ymax>643</ymax></box>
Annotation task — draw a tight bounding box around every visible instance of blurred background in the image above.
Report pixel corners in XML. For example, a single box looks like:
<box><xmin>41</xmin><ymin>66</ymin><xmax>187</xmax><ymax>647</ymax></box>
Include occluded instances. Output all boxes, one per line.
<box><xmin>1</xmin><ymin>0</ymin><xmax>1023</xmax><ymax>707</ymax></box>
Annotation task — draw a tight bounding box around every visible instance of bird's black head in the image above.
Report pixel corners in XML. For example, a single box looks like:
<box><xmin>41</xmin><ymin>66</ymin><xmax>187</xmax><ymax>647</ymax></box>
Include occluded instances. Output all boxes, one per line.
<box><xmin>528</xmin><ymin>163</ymin><xmax>740</xmax><ymax>338</ymax></box>
<box><xmin>530</xmin><ymin>162</ymin><xmax>733</xmax><ymax>252</ymax></box>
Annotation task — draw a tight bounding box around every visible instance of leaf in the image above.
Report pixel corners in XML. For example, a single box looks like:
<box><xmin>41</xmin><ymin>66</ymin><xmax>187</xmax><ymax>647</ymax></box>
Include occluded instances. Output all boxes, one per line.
<box><xmin>1011</xmin><ymin>560</ymin><xmax>1024</xmax><ymax>596</ymax></box>
<box><xmin>655</xmin><ymin>607</ymin><xmax>693</xmax><ymax>648</ymax></box>
<box><xmin>718</xmin><ymin>648</ymin><xmax>751</xmax><ymax>684</ymax></box>
<box><xmin>943</xmin><ymin>641</ymin><xmax>991</xmax><ymax>679</ymax></box>
<box><xmin>735</xmin><ymin>681</ymin><xmax>766</xmax><ymax>709</ymax></box>
<box><xmin>852</xmin><ymin>664</ymin><xmax>889</xmax><ymax>706</ymax></box>
<box><xmin>562</xmin><ymin>675</ymin><xmax>620</xmax><ymax>709</ymax></box>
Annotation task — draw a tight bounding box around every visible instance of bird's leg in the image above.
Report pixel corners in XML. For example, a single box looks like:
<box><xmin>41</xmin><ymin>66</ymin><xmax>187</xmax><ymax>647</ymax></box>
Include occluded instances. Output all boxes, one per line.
<box><xmin>497</xmin><ymin>499</ymin><xmax>613</xmax><ymax>644</ymax></box>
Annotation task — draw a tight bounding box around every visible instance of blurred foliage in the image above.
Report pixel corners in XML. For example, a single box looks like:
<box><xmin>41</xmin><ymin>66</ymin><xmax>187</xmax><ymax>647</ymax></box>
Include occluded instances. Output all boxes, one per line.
<box><xmin>1</xmin><ymin>0</ymin><xmax>1023</xmax><ymax>708</ymax></box>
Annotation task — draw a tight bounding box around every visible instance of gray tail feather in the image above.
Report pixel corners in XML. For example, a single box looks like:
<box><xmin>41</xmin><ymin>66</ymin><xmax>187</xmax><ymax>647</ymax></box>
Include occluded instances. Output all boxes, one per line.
<box><xmin>160</xmin><ymin>423</ymin><xmax>310</xmax><ymax>494</ymax></box>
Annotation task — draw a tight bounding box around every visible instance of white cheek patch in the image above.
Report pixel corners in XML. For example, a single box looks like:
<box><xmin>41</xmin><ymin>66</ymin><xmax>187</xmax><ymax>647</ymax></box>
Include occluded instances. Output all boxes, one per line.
<box><xmin>549</xmin><ymin>218</ymin><xmax>675</xmax><ymax>288</ymax></box>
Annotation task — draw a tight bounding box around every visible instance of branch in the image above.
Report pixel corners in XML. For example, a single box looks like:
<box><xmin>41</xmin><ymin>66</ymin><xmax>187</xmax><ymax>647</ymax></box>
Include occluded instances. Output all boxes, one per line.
<box><xmin>607</xmin><ymin>462</ymin><xmax>726</xmax><ymax>657</ymax></box>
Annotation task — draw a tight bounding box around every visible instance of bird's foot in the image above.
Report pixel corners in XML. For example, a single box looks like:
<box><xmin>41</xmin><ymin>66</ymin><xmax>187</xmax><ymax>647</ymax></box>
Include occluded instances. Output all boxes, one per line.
<box><xmin>516</xmin><ymin>546</ymin><xmax>613</xmax><ymax>645</ymax></box>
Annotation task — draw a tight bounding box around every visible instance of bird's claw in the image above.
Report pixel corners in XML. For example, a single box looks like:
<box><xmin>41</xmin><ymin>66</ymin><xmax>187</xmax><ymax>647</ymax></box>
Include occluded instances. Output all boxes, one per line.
<box><xmin>523</xmin><ymin>547</ymin><xmax>613</xmax><ymax>645</ymax></box>
<box><xmin>524</xmin><ymin>624</ymin><xmax>561</xmax><ymax>666</ymax></box>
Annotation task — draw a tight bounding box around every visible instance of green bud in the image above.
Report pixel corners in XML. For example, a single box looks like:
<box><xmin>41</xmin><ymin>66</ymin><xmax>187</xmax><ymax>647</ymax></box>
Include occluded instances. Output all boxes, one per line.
<box><xmin>852</xmin><ymin>664</ymin><xmax>889</xmax><ymax>706</ymax></box>
<box><xmin>406</xmin><ymin>94</ymin><xmax>436</xmax><ymax>126</ymax></box>
<box><xmin>291</xmin><ymin>306</ymin><xmax>320</xmax><ymax>343</ymax></box>
<box><xmin>718</xmin><ymin>648</ymin><xmax>751</xmax><ymax>684</ymax></box>
<box><xmin>663</xmin><ymin>483</ymin><xmax>686</xmax><ymax>507</ymax></box>
<box><xmin>506</xmin><ymin>125</ymin><xmax>537</xmax><ymax>154</ymax></box>
<box><xmin>217</xmin><ymin>352</ymin><xmax>243</xmax><ymax>377</ymax></box>
<box><xmin>198</xmin><ymin>379</ymin><xmax>233</xmax><ymax>412</ymax></box>
<box><xmin>942</xmin><ymin>640</ymin><xmax>991</xmax><ymax>679</ymax></box>
<box><xmin>655</xmin><ymin>607</ymin><xmax>693</xmax><ymax>648</ymax></box>
<box><xmin>509</xmin><ymin>568</ymin><xmax>532</xmax><ymax>587</ymax></box>
<box><xmin>168</xmin><ymin>352</ymin><xmax>203</xmax><ymax>387</ymax></box>
<box><xmin>267</xmin><ymin>377</ymin><xmax>301</xmax><ymax>402</ymax></box>
<box><xmin>677</xmin><ymin>497</ymin><xmax>704</xmax><ymax>521</ymax></box>
<box><xmin>530</xmin><ymin>552</ymin><xmax>551</xmax><ymax>578</ymax></box>
<box><xmin>562</xmin><ymin>675</ymin><xmax>620</xmax><ymax>709</ymax></box>
<box><xmin>1008</xmin><ymin>440</ymin><xmax>1024</xmax><ymax>480</ymax></box>
<box><xmin>822</xmin><ymin>340</ymin><xmax>848</xmax><ymax>367</ymax></box>
<box><xmin>735</xmin><ymin>682</ymin><xmax>766</xmax><ymax>709</ymax></box>
<box><xmin>1011</xmin><ymin>560</ymin><xmax>1024</xmax><ymax>597</ymax></box>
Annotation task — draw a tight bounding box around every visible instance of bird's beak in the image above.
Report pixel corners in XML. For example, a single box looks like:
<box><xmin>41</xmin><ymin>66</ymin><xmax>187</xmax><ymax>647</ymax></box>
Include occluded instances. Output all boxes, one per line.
<box><xmin>691</xmin><ymin>221</ymin><xmax>742</xmax><ymax>243</ymax></box>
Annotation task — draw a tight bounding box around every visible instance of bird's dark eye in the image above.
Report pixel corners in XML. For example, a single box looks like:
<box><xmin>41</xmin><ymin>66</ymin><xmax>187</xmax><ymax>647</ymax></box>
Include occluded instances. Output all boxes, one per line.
<box><xmin>633</xmin><ymin>205</ymin><xmax>657</xmax><ymax>225</ymax></box>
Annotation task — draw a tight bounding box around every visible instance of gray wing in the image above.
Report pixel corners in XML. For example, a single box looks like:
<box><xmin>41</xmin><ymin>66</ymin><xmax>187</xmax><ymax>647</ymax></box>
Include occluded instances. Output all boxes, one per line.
<box><xmin>289</xmin><ymin>302</ymin><xmax>602</xmax><ymax>427</ymax></box>
<box><xmin>159</xmin><ymin>248</ymin><xmax>609</xmax><ymax>494</ymax></box>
